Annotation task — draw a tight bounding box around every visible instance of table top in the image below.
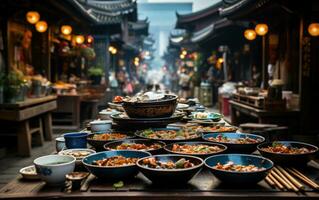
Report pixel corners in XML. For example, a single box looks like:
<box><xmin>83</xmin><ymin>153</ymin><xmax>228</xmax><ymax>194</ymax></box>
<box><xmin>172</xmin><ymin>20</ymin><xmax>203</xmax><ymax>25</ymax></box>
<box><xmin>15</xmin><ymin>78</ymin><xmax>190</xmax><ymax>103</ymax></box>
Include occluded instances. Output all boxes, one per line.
<box><xmin>1</xmin><ymin>167</ymin><xmax>318</xmax><ymax>200</ymax></box>
<box><xmin>0</xmin><ymin>95</ymin><xmax>57</xmax><ymax>109</ymax></box>
<box><xmin>229</xmin><ymin>100</ymin><xmax>300</xmax><ymax>115</ymax></box>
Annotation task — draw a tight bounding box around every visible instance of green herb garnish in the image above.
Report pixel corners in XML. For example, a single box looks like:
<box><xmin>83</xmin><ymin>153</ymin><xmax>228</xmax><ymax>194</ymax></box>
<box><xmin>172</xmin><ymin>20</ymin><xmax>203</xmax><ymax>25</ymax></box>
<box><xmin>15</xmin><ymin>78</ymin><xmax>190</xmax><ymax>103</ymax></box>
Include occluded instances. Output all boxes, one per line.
<box><xmin>113</xmin><ymin>181</ymin><xmax>124</xmax><ymax>188</ymax></box>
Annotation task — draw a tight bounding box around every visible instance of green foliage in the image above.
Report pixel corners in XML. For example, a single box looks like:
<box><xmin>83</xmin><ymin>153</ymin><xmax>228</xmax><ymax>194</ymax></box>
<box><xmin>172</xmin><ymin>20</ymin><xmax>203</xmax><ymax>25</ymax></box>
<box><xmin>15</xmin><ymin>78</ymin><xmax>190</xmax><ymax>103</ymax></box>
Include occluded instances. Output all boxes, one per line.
<box><xmin>88</xmin><ymin>66</ymin><xmax>104</xmax><ymax>76</ymax></box>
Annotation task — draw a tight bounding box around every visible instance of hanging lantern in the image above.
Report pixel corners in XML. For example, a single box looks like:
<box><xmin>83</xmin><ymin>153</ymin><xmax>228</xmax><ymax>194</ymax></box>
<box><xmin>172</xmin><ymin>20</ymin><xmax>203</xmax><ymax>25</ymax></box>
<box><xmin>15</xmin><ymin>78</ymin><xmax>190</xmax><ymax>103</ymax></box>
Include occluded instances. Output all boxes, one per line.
<box><xmin>61</xmin><ymin>25</ymin><xmax>72</xmax><ymax>35</ymax></box>
<box><xmin>180</xmin><ymin>54</ymin><xmax>185</xmax><ymax>59</ymax></box>
<box><xmin>217</xmin><ymin>58</ymin><xmax>224</xmax><ymax>64</ymax></box>
<box><xmin>26</xmin><ymin>11</ymin><xmax>40</xmax><ymax>24</ymax></box>
<box><xmin>111</xmin><ymin>48</ymin><xmax>117</xmax><ymax>55</ymax></box>
<box><xmin>255</xmin><ymin>24</ymin><xmax>268</xmax><ymax>36</ymax></box>
<box><xmin>87</xmin><ymin>35</ymin><xmax>94</xmax><ymax>43</ymax></box>
<box><xmin>308</xmin><ymin>23</ymin><xmax>319</xmax><ymax>36</ymax></box>
<box><xmin>75</xmin><ymin>35</ymin><xmax>85</xmax><ymax>44</ymax></box>
<box><xmin>35</xmin><ymin>21</ymin><xmax>48</xmax><ymax>33</ymax></box>
<box><xmin>244</xmin><ymin>29</ymin><xmax>257</xmax><ymax>40</ymax></box>
<box><xmin>181</xmin><ymin>50</ymin><xmax>187</xmax><ymax>56</ymax></box>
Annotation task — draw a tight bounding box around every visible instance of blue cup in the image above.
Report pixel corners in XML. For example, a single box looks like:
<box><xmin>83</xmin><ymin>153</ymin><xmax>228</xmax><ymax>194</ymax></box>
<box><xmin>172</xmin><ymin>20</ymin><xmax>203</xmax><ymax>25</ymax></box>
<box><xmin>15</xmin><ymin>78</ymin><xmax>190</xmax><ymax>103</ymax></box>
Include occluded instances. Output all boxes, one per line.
<box><xmin>64</xmin><ymin>132</ymin><xmax>88</xmax><ymax>149</ymax></box>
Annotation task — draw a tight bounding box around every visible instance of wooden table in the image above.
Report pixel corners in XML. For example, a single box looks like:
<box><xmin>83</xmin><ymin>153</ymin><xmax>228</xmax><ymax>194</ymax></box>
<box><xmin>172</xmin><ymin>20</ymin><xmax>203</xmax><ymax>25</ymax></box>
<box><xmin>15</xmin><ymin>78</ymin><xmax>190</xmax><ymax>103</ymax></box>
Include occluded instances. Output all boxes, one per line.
<box><xmin>0</xmin><ymin>96</ymin><xmax>57</xmax><ymax>156</ymax></box>
<box><xmin>229</xmin><ymin>100</ymin><xmax>300</xmax><ymax>133</ymax></box>
<box><xmin>0</xmin><ymin>167</ymin><xmax>318</xmax><ymax>200</ymax></box>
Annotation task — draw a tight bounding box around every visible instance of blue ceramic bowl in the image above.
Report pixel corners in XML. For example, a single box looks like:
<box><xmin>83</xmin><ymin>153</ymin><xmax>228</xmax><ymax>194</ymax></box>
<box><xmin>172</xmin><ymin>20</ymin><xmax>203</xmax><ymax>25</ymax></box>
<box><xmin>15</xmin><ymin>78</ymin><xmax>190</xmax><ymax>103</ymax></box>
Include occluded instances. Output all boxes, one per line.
<box><xmin>258</xmin><ymin>141</ymin><xmax>318</xmax><ymax>165</ymax></box>
<box><xmin>202</xmin><ymin>132</ymin><xmax>265</xmax><ymax>153</ymax></box>
<box><xmin>205</xmin><ymin>154</ymin><xmax>273</xmax><ymax>184</ymax></box>
<box><xmin>64</xmin><ymin>132</ymin><xmax>88</xmax><ymax>149</ymax></box>
<box><xmin>82</xmin><ymin>150</ymin><xmax>151</xmax><ymax>180</ymax></box>
<box><xmin>137</xmin><ymin>154</ymin><xmax>203</xmax><ymax>184</ymax></box>
<box><xmin>164</xmin><ymin>141</ymin><xmax>227</xmax><ymax>159</ymax></box>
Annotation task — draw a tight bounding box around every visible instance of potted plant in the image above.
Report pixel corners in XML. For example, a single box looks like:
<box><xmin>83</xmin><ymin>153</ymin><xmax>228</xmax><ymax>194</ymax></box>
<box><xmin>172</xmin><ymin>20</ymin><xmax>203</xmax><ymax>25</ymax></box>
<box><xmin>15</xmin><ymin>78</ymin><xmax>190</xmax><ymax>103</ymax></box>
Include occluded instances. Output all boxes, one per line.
<box><xmin>4</xmin><ymin>71</ymin><xmax>24</xmax><ymax>103</ymax></box>
<box><xmin>88</xmin><ymin>66</ymin><xmax>103</xmax><ymax>85</ymax></box>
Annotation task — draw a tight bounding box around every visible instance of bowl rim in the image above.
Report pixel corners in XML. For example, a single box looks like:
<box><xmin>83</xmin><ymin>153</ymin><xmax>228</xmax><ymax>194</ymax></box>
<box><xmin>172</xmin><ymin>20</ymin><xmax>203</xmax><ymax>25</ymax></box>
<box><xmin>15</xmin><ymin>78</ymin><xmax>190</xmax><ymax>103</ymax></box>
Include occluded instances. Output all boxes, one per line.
<box><xmin>122</xmin><ymin>94</ymin><xmax>178</xmax><ymax>105</ymax></box>
<box><xmin>190</xmin><ymin>112</ymin><xmax>223</xmax><ymax>120</ymax></box>
<box><xmin>82</xmin><ymin>150</ymin><xmax>151</xmax><ymax>169</ymax></box>
<box><xmin>19</xmin><ymin>165</ymin><xmax>37</xmax><ymax>175</ymax></box>
<box><xmin>103</xmin><ymin>139</ymin><xmax>166</xmax><ymax>151</ymax></box>
<box><xmin>58</xmin><ymin>148</ymin><xmax>96</xmax><ymax>159</ymax></box>
<box><xmin>64</xmin><ymin>132</ymin><xmax>88</xmax><ymax>138</ymax></box>
<box><xmin>135</xmin><ymin>128</ymin><xmax>202</xmax><ymax>141</ymax></box>
<box><xmin>136</xmin><ymin>154</ymin><xmax>204</xmax><ymax>172</ymax></box>
<box><xmin>90</xmin><ymin>120</ymin><xmax>113</xmax><ymax>125</ymax></box>
<box><xmin>34</xmin><ymin>155</ymin><xmax>76</xmax><ymax>167</ymax></box>
<box><xmin>202</xmin><ymin>132</ymin><xmax>265</xmax><ymax>145</ymax></box>
<box><xmin>87</xmin><ymin>132</ymin><xmax>134</xmax><ymax>142</ymax></box>
<box><xmin>163</xmin><ymin>141</ymin><xmax>227</xmax><ymax>156</ymax></box>
<box><xmin>204</xmin><ymin>153</ymin><xmax>274</xmax><ymax>174</ymax></box>
<box><xmin>200</xmin><ymin>126</ymin><xmax>238</xmax><ymax>133</ymax></box>
<box><xmin>257</xmin><ymin>141</ymin><xmax>319</xmax><ymax>156</ymax></box>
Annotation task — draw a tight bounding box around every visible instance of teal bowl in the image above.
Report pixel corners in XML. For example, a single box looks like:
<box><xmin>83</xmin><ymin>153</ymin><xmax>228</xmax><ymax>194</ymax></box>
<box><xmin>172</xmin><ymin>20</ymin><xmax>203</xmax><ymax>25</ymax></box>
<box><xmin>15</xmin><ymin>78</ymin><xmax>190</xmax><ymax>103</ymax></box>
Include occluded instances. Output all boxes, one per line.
<box><xmin>205</xmin><ymin>154</ymin><xmax>273</xmax><ymax>184</ymax></box>
<box><xmin>202</xmin><ymin>132</ymin><xmax>265</xmax><ymax>153</ymax></box>
<box><xmin>82</xmin><ymin>150</ymin><xmax>150</xmax><ymax>180</ymax></box>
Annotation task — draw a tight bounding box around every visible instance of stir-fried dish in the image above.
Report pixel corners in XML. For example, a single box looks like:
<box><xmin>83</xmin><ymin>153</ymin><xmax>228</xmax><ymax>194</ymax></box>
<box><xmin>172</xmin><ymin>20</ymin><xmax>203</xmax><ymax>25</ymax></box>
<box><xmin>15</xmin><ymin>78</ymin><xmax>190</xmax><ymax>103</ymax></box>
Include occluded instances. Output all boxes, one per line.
<box><xmin>108</xmin><ymin>143</ymin><xmax>162</xmax><ymax>151</ymax></box>
<box><xmin>201</xmin><ymin>126</ymin><xmax>237</xmax><ymax>132</ymax></box>
<box><xmin>92</xmin><ymin>133</ymin><xmax>127</xmax><ymax>140</ymax></box>
<box><xmin>61</xmin><ymin>150</ymin><xmax>92</xmax><ymax>159</ymax></box>
<box><xmin>207</xmin><ymin>134</ymin><xmax>262</xmax><ymax>144</ymax></box>
<box><xmin>141</xmin><ymin>157</ymin><xmax>195</xmax><ymax>169</ymax></box>
<box><xmin>92</xmin><ymin>156</ymin><xmax>138</xmax><ymax>167</ymax></box>
<box><xmin>213</xmin><ymin>161</ymin><xmax>265</xmax><ymax>172</ymax></box>
<box><xmin>140</xmin><ymin>128</ymin><xmax>199</xmax><ymax>140</ymax></box>
<box><xmin>261</xmin><ymin>142</ymin><xmax>314</xmax><ymax>154</ymax></box>
<box><xmin>171</xmin><ymin>144</ymin><xmax>224</xmax><ymax>154</ymax></box>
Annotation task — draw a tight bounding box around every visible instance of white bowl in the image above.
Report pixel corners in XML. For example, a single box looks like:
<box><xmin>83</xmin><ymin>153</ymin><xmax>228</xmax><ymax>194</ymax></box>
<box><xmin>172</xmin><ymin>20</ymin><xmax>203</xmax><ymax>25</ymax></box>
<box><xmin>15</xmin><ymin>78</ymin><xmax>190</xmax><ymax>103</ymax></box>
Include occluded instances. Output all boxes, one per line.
<box><xmin>34</xmin><ymin>155</ymin><xmax>76</xmax><ymax>185</ymax></box>
<box><xmin>58</xmin><ymin>148</ymin><xmax>96</xmax><ymax>165</ymax></box>
<box><xmin>19</xmin><ymin>165</ymin><xmax>40</xmax><ymax>180</ymax></box>
<box><xmin>89</xmin><ymin>120</ymin><xmax>112</xmax><ymax>132</ymax></box>
<box><xmin>55</xmin><ymin>136</ymin><xmax>65</xmax><ymax>152</ymax></box>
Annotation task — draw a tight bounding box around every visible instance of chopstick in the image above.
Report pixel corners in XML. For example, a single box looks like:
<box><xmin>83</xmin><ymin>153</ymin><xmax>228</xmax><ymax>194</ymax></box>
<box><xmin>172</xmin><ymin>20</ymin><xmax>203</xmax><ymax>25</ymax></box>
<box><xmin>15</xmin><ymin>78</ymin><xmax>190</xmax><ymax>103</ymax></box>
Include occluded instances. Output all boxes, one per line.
<box><xmin>273</xmin><ymin>167</ymin><xmax>299</xmax><ymax>192</ymax></box>
<box><xmin>287</xmin><ymin>168</ymin><xmax>319</xmax><ymax>190</ymax></box>
<box><xmin>270</xmin><ymin>170</ymin><xmax>294</xmax><ymax>191</ymax></box>
<box><xmin>267</xmin><ymin>173</ymin><xmax>284</xmax><ymax>190</ymax></box>
<box><xmin>265</xmin><ymin>176</ymin><xmax>275</xmax><ymax>187</ymax></box>
<box><xmin>277</xmin><ymin>166</ymin><xmax>305</xmax><ymax>190</ymax></box>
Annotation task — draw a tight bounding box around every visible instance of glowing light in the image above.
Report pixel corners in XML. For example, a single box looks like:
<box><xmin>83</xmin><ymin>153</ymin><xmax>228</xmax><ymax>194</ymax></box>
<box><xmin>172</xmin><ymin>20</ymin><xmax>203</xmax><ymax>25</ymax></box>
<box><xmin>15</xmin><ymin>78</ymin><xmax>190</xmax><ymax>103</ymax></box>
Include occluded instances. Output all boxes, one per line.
<box><xmin>75</xmin><ymin>35</ymin><xmax>85</xmax><ymax>44</ymax></box>
<box><xmin>181</xmin><ymin>50</ymin><xmax>187</xmax><ymax>55</ymax></box>
<box><xmin>26</xmin><ymin>11</ymin><xmax>40</xmax><ymax>24</ymax></box>
<box><xmin>255</xmin><ymin>24</ymin><xmax>268</xmax><ymax>36</ymax></box>
<box><xmin>61</xmin><ymin>25</ymin><xmax>72</xmax><ymax>35</ymax></box>
<box><xmin>217</xmin><ymin>58</ymin><xmax>224</xmax><ymax>64</ymax></box>
<box><xmin>244</xmin><ymin>29</ymin><xmax>257</xmax><ymax>40</ymax></box>
<box><xmin>87</xmin><ymin>35</ymin><xmax>94</xmax><ymax>43</ymax></box>
<box><xmin>308</xmin><ymin>23</ymin><xmax>319</xmax><ymax>36</ymax></box>
<box><xmin>35</xmin><ymin>21</ymin><xmax>48</xmax><ymax>33</ymax></box>
<box><xmin>180</xmin><ymin>54</ymin><xmax>185</xmax><ymax>59</ymax></box>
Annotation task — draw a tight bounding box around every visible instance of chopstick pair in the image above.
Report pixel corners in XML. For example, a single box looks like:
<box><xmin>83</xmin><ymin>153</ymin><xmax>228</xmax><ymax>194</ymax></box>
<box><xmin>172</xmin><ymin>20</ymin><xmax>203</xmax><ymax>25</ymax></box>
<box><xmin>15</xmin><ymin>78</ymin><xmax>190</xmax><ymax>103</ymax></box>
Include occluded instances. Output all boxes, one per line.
<box><xmin>287</xmin><ymin>168</ymin><xmax>319</xmax><ymax>191</ymax></box>
<box><xmin>266</xmin><ymin>166</ymin><xmax>303</xmax><ymax>192</ymax></box>
<box><xmin>266</xmin><ymin>166</ymin><xmax>319</xmax><ymax>192</ymax></box>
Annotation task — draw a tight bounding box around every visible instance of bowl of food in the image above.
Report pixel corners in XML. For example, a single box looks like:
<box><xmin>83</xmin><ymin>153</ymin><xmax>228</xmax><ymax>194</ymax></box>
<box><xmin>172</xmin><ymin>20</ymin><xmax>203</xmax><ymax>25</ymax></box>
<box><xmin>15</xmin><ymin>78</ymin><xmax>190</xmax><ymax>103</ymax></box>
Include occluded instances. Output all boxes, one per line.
<box><xmin>34</xmin><ymin>155</ymin><xmax>76</xmax><ymax>185</ymax></box>
<box><xmin>64</xmin><ymin>132</ymin><xmax>88</xmax><ymax>149</ymax></box>
<box><xmin>104</xmin><ymin>139</ymin><xmax>165</xmax><ymax>154</ymax></box>
<box><xmin>82</xmin><ymin>150</ymin><xmax>150</xmax><ymax>180</ymax></box>
<box><xmin>19</xmin><ymin>165</ymin><xmax>40</xmax><ymax>180</ymax></box>
<box><xmin>87</xmin><ymin>131</ymin><xmax>134</xmax><ymax>151</ymax></box>
<box><xmin>58</xmin><ymin>149</ymin><xmax>96</xmax><ymax>165</ymax></box>
<box><xmin>89</xmin><ymin>120</ymin><xmax>112</xmax><ymax>133</ymax></box>
<box><xmin>191</xmin><ymin>112</ymin><xmax>223</xmax><ymax>122</ymax></box>
<box><xmin>199</xmin><ymin>125</ymin><xmax>238</xmax><ymax>133</ymax></box>
<box><xmin>202</xmin><ymin>132</ymin><xmax>265</xmax><ymax>153</ymax></box>
<box><xmin>257</xmin><ymin>141</ymin><xmax>318</xmax><ymax>165</ymax></box>
<box><xmin>205</xmin><ymin>154</ymin><xmax>273</xmax><ymax>184</ymax></box>
<box><xmin>137</xmin><ymin>154</ymin><xmax>203</xmax><ymax>184</ymax></box>
<box><xmin>122</xmin><ymin>94</ymin><xmax>178</xmax><ymax>118</ymax></box>
<box><xmin>135</xmin><ymin>128</ymin><xmax>201</xmax><ymax>143</ymax></box>
<box><xmin>99</xmin><ymin>109</ymin><xmax>121</xmax><ymax>120</ymax></box>
<box><xmin>164</xmin><ymin>142</ymin><xmax>227</xmax><ymax>158</ymax></box>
